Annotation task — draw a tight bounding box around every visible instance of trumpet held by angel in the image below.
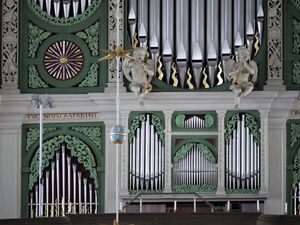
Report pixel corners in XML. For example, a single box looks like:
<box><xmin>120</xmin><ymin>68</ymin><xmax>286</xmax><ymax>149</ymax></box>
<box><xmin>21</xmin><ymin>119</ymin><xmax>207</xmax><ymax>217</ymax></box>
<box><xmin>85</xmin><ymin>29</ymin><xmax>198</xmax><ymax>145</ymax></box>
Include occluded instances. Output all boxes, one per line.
<box><xmin>224</xmin><ymin>46</ymin><xmax>258</xmax><ymax>108</ymax></box>
<box><xmin>122</xmin><ymin>47</ymin><xmax>154</xmax><ymax>98</ymax></box>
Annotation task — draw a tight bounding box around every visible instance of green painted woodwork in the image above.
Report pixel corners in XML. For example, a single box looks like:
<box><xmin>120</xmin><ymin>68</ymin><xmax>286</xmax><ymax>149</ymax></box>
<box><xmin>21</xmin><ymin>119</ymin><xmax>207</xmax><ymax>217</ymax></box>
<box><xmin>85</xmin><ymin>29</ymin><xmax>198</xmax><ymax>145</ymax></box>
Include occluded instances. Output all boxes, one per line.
<box><xmin>175</xmin><ymin>115</ymin><xmax>185</xmax><ymax>128</ymax></box>
<box><xmin>225</xmin><ymin>111</ymin><xmax>261</xmax><ymax>144</ymax></box>
<box><xmin>173</xmin><ymin>142</ymin><xmax>216</xmax><ymax>164</ymax></box>
<box><xmin>78</xmin><ymin>63</ymin><xmax>99</xmax><ymax>87</ymax></box>
<box><xmin>293</xmin><ymin>19</ymin><xmax>300</xmax><ymax>54</ymax></box>
<box><xmin>28</xmin><ymin>134</ymin><xmax>99</xmax><ymax>190</ymax></box>
<box><xmin>293</xmin><ymin>0</ymin><xmax>300</xmax><ymax>13</ymax></box>
<box><xmin>128</xmin><ymin>112</ymin><xmax>165</xmax><ymax>143</ymax></box>
<box><xmin>128</xmin><ymin>190</ymin><xmax>163</xmax><ymax>195</ymax></box>
<box><xmin>28</xmin><ymin>65</ymin><xmax>49</xmax><ymax>88</ymax></box>
<box><xmin>293</xmin><ymin>61</ymin><xmax>300</xmax><ymax>84</ymax></box>
<box><xmin>26</xmin><ymin>127</ymin><xmax>57</xmax><ymax>152</ymax></box>
<box><xmin>76</xmin><ymin>22</ymin><xmax>99</xmax><ymax>56</ymax></box>
<box><xmin>171</xmin><ymin>136</ymin><xmax>218</xmax><ymax>163</ymax></box>
<box><xmin>28</xmin><ymin>23</ymin><xmax>51</xmax><ymax>58</ymax></box>
<box><xmin>284</xmin><ymin>1</ymin><xmax>300</xmax><ymax>90</ymax></box>
<box><xmin>26</xmin><ymin>0</ymin><xmax>103</xmax><ymax>26</ymax></box>
<box><xmin>172</xmin><ymin>185</ymin><xmax>217</xmax><ymax>193</ymax></box>
<box><xmin>225</xmin><ymin>189</ymin><xmax>259</xmax><ymax>194</ymax></box>
<box><xmin>286</xmin><ymin>120</ymin><xmax>300</xmax><ymax>214</ymax></box>
<box><xmin>71</xmin><ymin>126</ymin><xmax>102</xmax><ymax>151</ymax></box>
<box><xmin>21</xmin><ymin>122</ymin><xmax>105</xmax><ymax>216</ymax></box>
<box><xmin>172</xmin><ymin>111</ymin><xmax>218</xmax><ymax>131</ymax></box>
<box><xmin>204</xmin><ymin>114</ymin><xmax>214</xmax><ymax>128</ymax></box>
<box><xmin>20</xmin><ymin>0</ymin><xmax>108</xmax><ymax>94</ymax></box>
<box><xmin>291</xmin><ymin>123</ymin><xmax>300</xmax><ymax>147</ymax></box>
<box><xmin>292</xmin><ymin>147</ymin><xmax>300</xmax><ymax>188</ymax></box>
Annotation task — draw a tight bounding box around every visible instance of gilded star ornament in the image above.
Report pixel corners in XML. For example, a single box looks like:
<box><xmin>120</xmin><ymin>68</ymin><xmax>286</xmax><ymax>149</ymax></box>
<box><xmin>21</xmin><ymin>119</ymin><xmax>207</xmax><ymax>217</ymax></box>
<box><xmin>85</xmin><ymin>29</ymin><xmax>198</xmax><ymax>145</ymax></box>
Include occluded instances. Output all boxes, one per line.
<box><xmin>98</xmin><ymin>46</ymin><xmax>135</xmax><ymax>61</ymax></box>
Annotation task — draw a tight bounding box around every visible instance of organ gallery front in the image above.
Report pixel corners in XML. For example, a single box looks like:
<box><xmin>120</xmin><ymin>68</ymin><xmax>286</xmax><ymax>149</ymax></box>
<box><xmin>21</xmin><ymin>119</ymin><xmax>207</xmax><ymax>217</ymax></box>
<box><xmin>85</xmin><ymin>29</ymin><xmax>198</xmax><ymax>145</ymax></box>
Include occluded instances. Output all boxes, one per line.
<box><xmin>0</xmin><ymin>0</ymin><xmax>300</xmax><ymax>220</ymax></box>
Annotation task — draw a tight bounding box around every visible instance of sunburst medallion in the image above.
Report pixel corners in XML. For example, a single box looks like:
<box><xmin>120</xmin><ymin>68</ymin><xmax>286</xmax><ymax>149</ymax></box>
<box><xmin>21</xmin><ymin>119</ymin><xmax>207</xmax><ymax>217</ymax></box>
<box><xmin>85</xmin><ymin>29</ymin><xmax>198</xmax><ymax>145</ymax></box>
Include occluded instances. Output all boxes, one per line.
<box><xmin>44</xmin><ymin>40</ymin><xmax>84</xmax><ymax>80</ymax></box>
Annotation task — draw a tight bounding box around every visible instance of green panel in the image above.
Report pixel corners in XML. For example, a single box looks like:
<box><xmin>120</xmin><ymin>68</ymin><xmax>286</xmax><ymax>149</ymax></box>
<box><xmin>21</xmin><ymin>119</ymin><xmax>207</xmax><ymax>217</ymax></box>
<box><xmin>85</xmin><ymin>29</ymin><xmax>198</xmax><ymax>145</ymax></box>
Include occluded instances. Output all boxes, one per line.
<box><xmin>19</xmin><ymin>0</ymin><xmax>108</xmax><ymax>94</ymax></box>
<box><xmin>21</xmin><ymin>122</ymin><xmax>105</xmax><ymax>217</ymax></box>
<box><xmin>284</xmin><ymin>0</ymin><xmax>300</xmax><ymax>89</ymax></box>
<box><xmin>286</xmin><ymin>120</ymin><xmax>300</xmax><ymax>215</ymax></box>
<box><xmin>172</xmin><ymin>111</ymin><xmax>218</xmax><ymax>131</ymax></box>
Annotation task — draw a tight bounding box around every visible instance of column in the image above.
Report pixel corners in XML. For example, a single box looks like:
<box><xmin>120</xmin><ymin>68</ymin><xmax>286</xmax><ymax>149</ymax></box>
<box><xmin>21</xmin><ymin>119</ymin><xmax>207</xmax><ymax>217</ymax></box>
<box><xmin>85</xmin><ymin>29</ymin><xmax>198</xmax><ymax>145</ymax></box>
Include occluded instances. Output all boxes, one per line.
<box><xmin>264</xmin><ymin>117</ymin><xmax>286</xmax><ymax>214</ymax></box>
<box><xmin>264</xmin><ymin>0</ymin><xmax>285</xmax><ymax>90</ymax></box>
<box><xmin>163</xmin><ymin>110</ymin><xmax>173</xmax><ymax>192</ymax></box>
<box><xmin>1</xmin><ymin>0</ymin><xmax>19</xmax><ymax>91</ymax></box>
<box><xmin>216</xmin><ymin>110</ymin><xmax>226</xmax><ymax>195</ymax></box>
<box><xmin>0</xmin><ymin>124</ymin><xmax>22</xmax><ymax>218</ymax></box>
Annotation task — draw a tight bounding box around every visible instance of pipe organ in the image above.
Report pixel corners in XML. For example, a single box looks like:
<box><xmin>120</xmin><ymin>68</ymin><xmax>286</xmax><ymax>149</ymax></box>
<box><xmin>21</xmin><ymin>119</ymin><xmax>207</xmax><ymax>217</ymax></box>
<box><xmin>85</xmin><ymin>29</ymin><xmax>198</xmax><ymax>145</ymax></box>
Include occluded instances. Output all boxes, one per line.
<box><xmin>184</xmin><ymin>116</ymin><xmax>205</xmax><ymax>129</ymax></box>
<box><xmin>34</xmin><ymin>0</ymin><xmax>93</xmax><ymax>18</ymax></box>
<box><xmin>127</xmin><ymin>0</ymin><xmax>265</xmax><ymax>89</ymax></box>
<box><xmin>225</xmin><ymin>113</ymin><xmax>261</xmax><ymax>191</ymax></box>
<box><xmin>28</xmin><ymin>144</ymin><xmax>98</xmax><ymax>217</ymax></box>
<box><xmin>129</xmin><ymin>114</ymin><xmax>165</xmax><ymax>191</ymax></box>
<box><xmin>172</xmin><ymin>143</ymin><xmax>218</xmax><ymax>187</ymax></box>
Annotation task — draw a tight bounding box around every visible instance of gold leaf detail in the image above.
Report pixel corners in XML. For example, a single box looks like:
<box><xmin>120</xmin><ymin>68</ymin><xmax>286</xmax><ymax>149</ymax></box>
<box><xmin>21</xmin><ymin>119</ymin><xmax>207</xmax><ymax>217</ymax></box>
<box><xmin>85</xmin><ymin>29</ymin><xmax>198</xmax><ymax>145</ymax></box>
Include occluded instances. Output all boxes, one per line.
<box><xmin>186</xmin><ymin>68</ymin><xmax>194</xmax><ymax>89</ymax></box>
<box><xmin>171</xmin><ymin>63</ymin><xmax>178</xmax><ymax>87</ymax></box>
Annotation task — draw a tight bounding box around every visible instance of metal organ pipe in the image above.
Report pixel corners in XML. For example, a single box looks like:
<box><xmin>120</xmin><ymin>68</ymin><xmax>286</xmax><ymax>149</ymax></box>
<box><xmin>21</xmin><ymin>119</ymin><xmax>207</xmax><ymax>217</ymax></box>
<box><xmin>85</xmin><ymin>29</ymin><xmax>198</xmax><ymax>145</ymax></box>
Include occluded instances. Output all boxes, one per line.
<box><xmin>225</xmin><ymin>114</ymin><xmax>261</xmax><ymax>191</ymax></box>
<box><xmin>129</xmin><ymin>114</ymin><xmax>165</xmax><ymax>192</ymax></box>
<box><xmin>29</xmin><ymin>144</ymin><xmax>99</xmax><ymax>217</ymax></box>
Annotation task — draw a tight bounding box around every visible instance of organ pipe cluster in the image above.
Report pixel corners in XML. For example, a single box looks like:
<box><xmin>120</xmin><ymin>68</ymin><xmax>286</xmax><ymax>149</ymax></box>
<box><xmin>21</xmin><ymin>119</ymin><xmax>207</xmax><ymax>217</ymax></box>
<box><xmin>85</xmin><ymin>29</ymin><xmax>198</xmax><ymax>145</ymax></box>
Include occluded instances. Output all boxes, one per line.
<box><xmin>127</xmin><ymin>0</ymin><xmax>264</xmax><ymax>89</ymax></box>
<box><xmin>29</xmin><ymin>144</ymin><xmax>98</xmax><ymax>217</ymax></box>
<box><xmin>225</xmin><ymin>114</ymin><xmax>260</xmax><ymax>190</ymax></box>
<box><xmin>129</xmin><ymin>114</ymin><xmax>165</xmax><ymax>191</ymax></box>
<box><xmin>35</xmin><ymin>0</ymin><xmax>93</xmax><ymax>18</ymax></box>
<box><xmin>173</xmin><ymin>143</ymin><xmax>217</xmax><ymax>186</ymax></box>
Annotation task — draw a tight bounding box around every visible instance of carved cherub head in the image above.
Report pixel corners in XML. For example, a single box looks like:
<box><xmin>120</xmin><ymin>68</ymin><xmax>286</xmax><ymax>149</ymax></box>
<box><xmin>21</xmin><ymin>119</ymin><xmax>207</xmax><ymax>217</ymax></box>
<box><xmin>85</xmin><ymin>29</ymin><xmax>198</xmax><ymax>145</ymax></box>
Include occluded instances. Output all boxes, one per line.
<box><xmin>132</xmin><ymin>47</ymin><xmax>148</xmax><ymax>61</ymax></box>
<box><xmin>236</xmin><ymin>46</ymin><xmax>250</xmax><ymax>63</ymax></box>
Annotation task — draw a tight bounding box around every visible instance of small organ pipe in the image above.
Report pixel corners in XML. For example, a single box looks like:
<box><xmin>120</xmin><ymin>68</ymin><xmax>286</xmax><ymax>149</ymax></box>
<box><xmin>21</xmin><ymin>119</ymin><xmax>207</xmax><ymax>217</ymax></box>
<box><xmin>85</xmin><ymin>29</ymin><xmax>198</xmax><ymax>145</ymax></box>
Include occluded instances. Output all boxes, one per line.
<box><xmin>46</xmin><ymin>171</ymin><xmax>49</xmax><ymax>217</ymax></box>
<box><xmin>51</xmin><ymin>162</ymin><xmax>55</xmax><ymax>217</ymax></box>
<box><xmin>56</xmin><ymin>152</ymin><xmax>60</xmax><ymax>216</ymax></box>
<box><xmin>62</xmin><ymin>146</ymin><xmax>65</xmax><ymax>215</ymax></box>
<box><xmin>78</xmin><ymin>172</ymin><xmax>82</xmax><ymax>213</ymax></box>
<box><xmin>89</xmin><ymin>183</ymin><xmax>92</xmax><ymax>214</ymax></box>
<box><xmin>83</xmin><ymin>178</ymin><xmax>87</xmax><ymax>214</ymax></box>
<box><xmin>72</xmin><ymin>164</ymin><xmax>77</xmax><ymax>213</ymax></box>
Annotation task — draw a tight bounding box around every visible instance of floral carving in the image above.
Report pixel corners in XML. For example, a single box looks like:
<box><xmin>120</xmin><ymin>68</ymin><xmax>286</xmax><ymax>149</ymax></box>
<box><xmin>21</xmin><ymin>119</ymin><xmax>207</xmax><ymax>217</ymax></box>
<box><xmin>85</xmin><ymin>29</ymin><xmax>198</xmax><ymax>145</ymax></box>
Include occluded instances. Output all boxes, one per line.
<box><xmin>28</xmin><ymin>65</ymin><xmax>49</xmax><ymax>88</ymax></box>
<box><xmin>1</xmin><ymin>0</ymin><xmax>18</xmax><ymax>86</ymax></box>
<box><xmin>268</xmin><ymin>0</ymin><xmax>282</xmax><ymax>80</ymax></box>
<box><xmin>172</xmin><ymin>185</ymin><xmax>217</xmax><ymax>193</ymax></box>
<box><xmin>293</xmin><ymin>61</ymin><xmax>300</xmax><ymax>84</ymax></box>
<box><xmin>76</xmin><ymin>22</ymin><xmax>99</xmax><ymax>56</ymax></box>
<box><xmin>28</xmin><ymin>23</ymin><xmax>51</xmax><ymax>58</ymax></box>
<box><xmin>291</xmin><ymin>123</ymin><xmax>300</xmax><ymax>147</ymax></box>
<box><xmin>71</xmin><ymin>126</ymin><xmax>102</xmax><ymax>152</ymax></box>
<box><xmin>78</xmin><ymin>63</ymin><xmax>99</xmax><ymax>87</ymax></box>
<box><xmin>26</xmin><ymin>127</ymin><xmax>57</xmax><ymax>152</ymax></box>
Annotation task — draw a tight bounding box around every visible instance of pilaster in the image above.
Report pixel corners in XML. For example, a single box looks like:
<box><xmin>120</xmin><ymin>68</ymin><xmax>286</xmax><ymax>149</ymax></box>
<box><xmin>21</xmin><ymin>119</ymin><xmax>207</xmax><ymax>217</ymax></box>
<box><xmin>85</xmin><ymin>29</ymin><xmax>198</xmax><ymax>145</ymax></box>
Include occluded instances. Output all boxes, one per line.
<box><xmin>120</xmin><ymin>110</ymin><xmax>130</xmax><ymax>194</ymax></box>
<box><xmin>264</xmin><ymin>117</ymin><xmax>286</xmax><ymax>214</ymax></box>
<box><xmin>1</xmin><ymin>0</ymin><xmax>19</xmax><ymax>90</ymax></box>
<box><xmin>102</xmin><ymin>112</ymin><xmax>117</xmax><ymax>213</ymax></box>
<box><xmin>0</xmin><ymin>124</ymin><xmax>22</xmax><ymax>218</ymax></box>
<box><xmin>216</xmin><ymin>110</ymin><xmax>226</xmax><ymax>195</ymax></box>
<box><xmin>264</xmin><ymin>0</ymin><xmax>285</xmax><ymax>91</ymax></box>
<box><xmin>163</xmin><ymin>110</ymin><xmax>173</xmax><ymax>192</ymax></box>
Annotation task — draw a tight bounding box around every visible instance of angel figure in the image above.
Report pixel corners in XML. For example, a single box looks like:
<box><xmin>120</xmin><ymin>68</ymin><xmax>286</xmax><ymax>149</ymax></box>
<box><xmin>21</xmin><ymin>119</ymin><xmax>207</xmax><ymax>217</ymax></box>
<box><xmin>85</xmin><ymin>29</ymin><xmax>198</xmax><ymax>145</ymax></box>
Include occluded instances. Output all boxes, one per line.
<box><xmin>123</xmin><ymin>47</ymin><xmax>154</xmax><ymax>99</ymax></box>
<box><xmin>224</xmin><ymin>46</ymin><xmax>258</xmax><ymax>108</ymax></box>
